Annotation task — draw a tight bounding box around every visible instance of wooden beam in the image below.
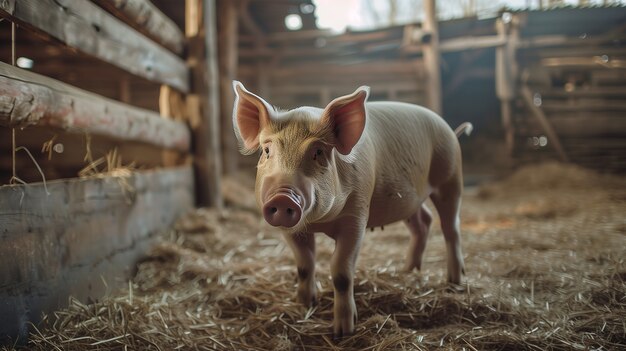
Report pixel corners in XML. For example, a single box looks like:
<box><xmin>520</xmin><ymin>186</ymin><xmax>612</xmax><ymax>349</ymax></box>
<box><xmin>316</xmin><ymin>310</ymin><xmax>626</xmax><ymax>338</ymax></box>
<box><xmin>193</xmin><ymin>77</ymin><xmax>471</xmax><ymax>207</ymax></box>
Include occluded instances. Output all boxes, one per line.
<box><xmin>422</xmin><ymin>0</ymin><xmax>442</xmax><ymax>114</ymax></box>
<box><xmin>0</xmin><ymin>62</ymin><xmax>190</xmax><ymax>151</ymax></box>
<box><xmin>269</xmin><ymin>81</ymin><xmax>425</xmax><ymax>95</ymax></box>
<box><xmin>0</xmin><ymin>165</ymin><xmax>194</xmax><ymax>342</ymax></box>
<box><xmin>238</xmin><ymin>34</ymin><xmax>506</xmax><ymax>61</ymax></box>
<box><xmin>520</xmin><ymin>86</ymin><xmax>569</xmax><ymax>162</ymax></box>
<box><xmin>269</xmin><ymin>60</ymin><xmax>423</xmax><ymax>78</ymax></box>
<box><xmin>541</xmin><ymin>56</ymin><xmax>626</xmax><ymax>69</ymax></box>
<box><xmin>93</xmin><ymin>0</ymin><xmax>185</xmax><ymax>55</ymax></box>
<box><xmin>267</xmin><ymin>29</ymin><xmax>334</xmax><ymax>42</ymax></box>
<box><xmin>440</xmin><ymin>35</ymin><xmax>506</xmax><ymax>52</ymax></box>
<box><xmin>0</xmin><ymin>0</ymin><xmax>189</xmax><ymax>92</ymax></box>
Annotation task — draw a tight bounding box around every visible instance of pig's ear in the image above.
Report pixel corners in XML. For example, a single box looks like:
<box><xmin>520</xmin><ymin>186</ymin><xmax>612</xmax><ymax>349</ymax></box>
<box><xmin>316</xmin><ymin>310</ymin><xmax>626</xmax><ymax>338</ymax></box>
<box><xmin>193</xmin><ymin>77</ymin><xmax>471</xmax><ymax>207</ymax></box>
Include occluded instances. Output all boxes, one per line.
<box><xmin>320</xmin><ymin>86</ymin><xmax>369</xmax><ymax>155</ymax></box>
<box><xmin>232</xmin><ymin>81</ymin><xmax>273</xmax><ymax>154</ymax></box>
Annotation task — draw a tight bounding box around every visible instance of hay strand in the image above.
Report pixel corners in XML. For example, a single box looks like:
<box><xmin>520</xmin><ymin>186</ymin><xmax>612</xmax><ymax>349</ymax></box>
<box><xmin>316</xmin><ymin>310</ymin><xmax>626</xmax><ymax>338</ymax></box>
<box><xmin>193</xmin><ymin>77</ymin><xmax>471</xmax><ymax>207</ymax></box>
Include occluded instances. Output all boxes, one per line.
<box><xmin>13</xmin><ymin>163</ymin><xmax>626</xmax><ymax>350</ymax></box>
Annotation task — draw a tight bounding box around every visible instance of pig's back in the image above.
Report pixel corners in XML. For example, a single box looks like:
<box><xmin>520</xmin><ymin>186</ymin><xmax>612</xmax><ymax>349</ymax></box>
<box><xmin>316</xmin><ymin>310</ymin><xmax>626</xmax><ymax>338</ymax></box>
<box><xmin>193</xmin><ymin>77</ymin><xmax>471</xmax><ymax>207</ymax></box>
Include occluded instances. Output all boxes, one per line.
<box><xmin>360</xmin><ymin>102</ymin><xmax>459</xmax><ymax>225</ymax></box>
<box><xmin>363</xmin><ymin>101</ymin><xmax>457</xmax><ymax>166</ymax></box>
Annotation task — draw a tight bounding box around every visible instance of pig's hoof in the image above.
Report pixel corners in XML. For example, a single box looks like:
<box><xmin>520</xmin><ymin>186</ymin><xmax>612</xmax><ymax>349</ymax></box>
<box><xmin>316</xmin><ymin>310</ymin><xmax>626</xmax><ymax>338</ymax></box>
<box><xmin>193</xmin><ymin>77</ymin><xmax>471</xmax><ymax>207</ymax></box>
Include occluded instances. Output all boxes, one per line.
<box><xmin>333</xmin><ymin>313</ymin><xmax>356</xmax><ymax>339</ymax></box>
<box><xmin>403</xmin><ymin>262</ymin><xmax>421</xmax><ymax>272</ymax></box>
<box><xmin>297</xmin><ymin>291</ymin><xmax>317</xmax><ymax>308</ymax></box>
<box><xmin>447</xmin><ymin>267</ymin><xmax>464</xmax><ymax>285</ymax></box>
<box><xmin>332</xmin><ymin>326</ymin><xmax>354</xmax><ymax>340</ymax></box>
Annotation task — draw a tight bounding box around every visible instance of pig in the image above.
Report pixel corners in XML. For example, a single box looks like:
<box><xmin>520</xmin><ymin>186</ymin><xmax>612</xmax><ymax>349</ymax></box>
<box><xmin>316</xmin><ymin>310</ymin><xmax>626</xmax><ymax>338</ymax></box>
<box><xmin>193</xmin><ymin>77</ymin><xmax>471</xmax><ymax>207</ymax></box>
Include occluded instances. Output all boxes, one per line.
<box><xmin>231</xmin><ymin>81</ymin><xmax>472</xmax><ymax>337</ymax></box>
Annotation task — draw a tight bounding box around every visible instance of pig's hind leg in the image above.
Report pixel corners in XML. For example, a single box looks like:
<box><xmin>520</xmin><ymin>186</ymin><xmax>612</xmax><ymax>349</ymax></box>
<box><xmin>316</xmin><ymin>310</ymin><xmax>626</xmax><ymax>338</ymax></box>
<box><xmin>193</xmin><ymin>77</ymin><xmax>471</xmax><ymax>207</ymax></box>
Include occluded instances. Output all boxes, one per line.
<box><xmin>283</xmin><ymin>232</ymin><xmax>317</xmax><ymax>307</ymax></box>
<box><xmin>430</xmin><ymin>176</ymin><xmax>465</xmax><ymax>285</ymax></box>
<box><xmin>403</xmin><ymin>204</ymin><xmax>433</xmax><ymax>272</ymax></box>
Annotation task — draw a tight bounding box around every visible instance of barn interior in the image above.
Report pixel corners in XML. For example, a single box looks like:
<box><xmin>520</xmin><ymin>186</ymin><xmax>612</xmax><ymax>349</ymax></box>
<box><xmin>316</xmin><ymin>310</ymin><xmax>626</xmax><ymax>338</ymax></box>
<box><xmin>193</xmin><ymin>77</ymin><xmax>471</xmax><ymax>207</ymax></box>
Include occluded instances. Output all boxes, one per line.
<box><xmin>1</xmin><ymin>0</ymin><xmax>625</xmax><ymax>349</ymax></box>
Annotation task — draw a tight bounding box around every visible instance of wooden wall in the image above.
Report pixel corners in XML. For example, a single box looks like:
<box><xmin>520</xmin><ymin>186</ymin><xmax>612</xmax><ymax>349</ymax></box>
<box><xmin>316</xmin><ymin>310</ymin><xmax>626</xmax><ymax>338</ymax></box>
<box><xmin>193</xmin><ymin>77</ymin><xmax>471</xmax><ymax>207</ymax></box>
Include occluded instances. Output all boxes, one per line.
<box><xmin>0</xmin><ymin>0</ymin><xmax>223</xmax><ymax>343</ymax></box>
<box><xmin>236</xmin><ymin>6</ymin><xmax>626</xmax><ymax>173</ymax></box>
<box><xmin>501</xmin><ymin>8</ymin><xmax>626</xmax><ymax>172</ymax></box>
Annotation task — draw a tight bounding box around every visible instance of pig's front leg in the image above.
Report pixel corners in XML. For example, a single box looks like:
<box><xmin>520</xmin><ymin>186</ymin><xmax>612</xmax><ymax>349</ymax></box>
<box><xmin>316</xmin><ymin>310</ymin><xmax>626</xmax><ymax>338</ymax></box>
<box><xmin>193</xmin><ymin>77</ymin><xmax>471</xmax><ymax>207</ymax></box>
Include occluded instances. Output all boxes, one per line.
<box><xmin>329</xmin><ymin>221</ymin><xmax>364</xmax><ymax>337</ymax></box>
<box><xmin>283</xmin><ymin>232</ymin><xmax>317</xmax><ymax>307</ymax></box>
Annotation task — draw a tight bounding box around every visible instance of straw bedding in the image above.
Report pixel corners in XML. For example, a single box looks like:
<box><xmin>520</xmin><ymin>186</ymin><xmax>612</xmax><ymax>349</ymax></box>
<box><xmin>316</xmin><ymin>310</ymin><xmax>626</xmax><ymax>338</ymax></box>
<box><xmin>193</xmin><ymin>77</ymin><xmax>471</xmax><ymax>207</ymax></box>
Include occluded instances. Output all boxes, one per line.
<box><xmin>10</xmin><ymin>162</ymin><xmax>626</xmax><ymax>350</ymax></box>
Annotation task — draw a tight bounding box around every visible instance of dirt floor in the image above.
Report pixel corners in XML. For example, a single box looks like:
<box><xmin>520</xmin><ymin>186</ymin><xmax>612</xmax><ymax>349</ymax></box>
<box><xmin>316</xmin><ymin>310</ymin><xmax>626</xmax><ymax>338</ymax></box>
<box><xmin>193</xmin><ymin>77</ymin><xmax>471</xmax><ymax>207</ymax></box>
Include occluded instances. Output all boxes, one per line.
<box><xmin>13</xmin><ymin>162</ymin><xmax>626</xmax><ymax>350</ymax></box>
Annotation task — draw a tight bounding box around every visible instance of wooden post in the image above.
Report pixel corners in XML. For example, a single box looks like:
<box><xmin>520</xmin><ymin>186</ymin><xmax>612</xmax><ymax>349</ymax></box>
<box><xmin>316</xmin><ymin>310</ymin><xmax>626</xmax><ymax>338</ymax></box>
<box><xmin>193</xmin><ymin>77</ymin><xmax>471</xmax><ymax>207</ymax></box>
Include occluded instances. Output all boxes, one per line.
<box><xmin>422</xmin><ymin>0</ymin><xmax>442</xmax><ymax>114</ymax></box>
<box><xmin>217</xmin><ymin>0</ymin><xmax>239</xmax><ymax>174</ymax></box>
<box><xmin>204</xmin><ymin>0</ymin><xmax>224</xmax><ymax>208</ymax></box>
<box><xmin>495</xmin><ymin>14</ymin><xmax>519</xmax><ymax>157</ymax></box>
<box><xmin>186</xmin><ymin>0</ymin><xmax>223</xmax><ymax>208</ymax></box>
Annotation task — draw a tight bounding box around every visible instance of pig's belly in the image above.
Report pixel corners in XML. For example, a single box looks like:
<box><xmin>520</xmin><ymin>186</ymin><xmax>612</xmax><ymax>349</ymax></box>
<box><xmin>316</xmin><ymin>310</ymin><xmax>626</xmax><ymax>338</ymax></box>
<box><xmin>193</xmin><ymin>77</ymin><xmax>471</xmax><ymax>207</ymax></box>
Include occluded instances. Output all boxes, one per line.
<box><xmin>366</xmin><ymin>181</ymin><xmax>430</xmax><ymax>227</ymax></box>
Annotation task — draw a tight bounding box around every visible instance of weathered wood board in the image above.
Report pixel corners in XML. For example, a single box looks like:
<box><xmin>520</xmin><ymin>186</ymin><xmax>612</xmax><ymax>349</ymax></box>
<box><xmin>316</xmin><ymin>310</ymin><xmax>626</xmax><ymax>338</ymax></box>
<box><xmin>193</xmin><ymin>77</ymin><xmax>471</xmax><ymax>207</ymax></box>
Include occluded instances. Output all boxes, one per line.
<box><xmin>0</xmin><ymin>166</ymin><xmax>194</xmax><ymax>343</ymax></box>
<box><xmin>94</xmin><ymin>0</ymin><xmax>185</xmax><ymax>55</ymax></box>
<box><xmin>0</xmin><ymin>61</ymin><xmax>190</xmax><ymax>152</ymax></box>
<box><xmin>0</xmin><ymin>0</ymin><xmax>189</xmax><ymax>92</ymax></box>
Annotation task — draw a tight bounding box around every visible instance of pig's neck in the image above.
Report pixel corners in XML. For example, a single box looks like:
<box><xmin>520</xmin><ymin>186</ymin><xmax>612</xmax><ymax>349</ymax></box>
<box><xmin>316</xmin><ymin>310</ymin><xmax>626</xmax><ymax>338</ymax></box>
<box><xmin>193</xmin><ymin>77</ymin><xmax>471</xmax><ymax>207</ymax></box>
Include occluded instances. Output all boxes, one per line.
<box><xmin>307</xmin><ymin>142</ymin><xmax>375</xmax><ymax>234</ymax></box>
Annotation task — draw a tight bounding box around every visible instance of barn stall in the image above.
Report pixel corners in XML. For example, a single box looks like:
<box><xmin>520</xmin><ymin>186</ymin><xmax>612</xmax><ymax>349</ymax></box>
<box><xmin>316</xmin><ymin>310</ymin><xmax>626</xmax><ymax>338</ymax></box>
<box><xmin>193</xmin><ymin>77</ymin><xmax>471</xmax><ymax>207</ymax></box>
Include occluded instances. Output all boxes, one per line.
<box><xmin>1</xmin><ymin>0</ymin><xmax>625</xmax><ymax>350</ymax></box>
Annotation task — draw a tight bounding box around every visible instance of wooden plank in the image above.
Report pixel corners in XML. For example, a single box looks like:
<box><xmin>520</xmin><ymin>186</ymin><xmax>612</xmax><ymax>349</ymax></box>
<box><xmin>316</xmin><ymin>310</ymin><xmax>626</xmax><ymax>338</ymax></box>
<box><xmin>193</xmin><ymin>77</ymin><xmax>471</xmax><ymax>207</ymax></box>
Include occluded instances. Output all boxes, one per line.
<box><xmin>440</xmin><ymin>35</ymin><xmax>505</xmax><ymax>52</ymax></box>
<box><xmin>536</xmin><ymin>86</ymin><xmax>626</xmax><ymax>97</ymax></box>
<box><xmin>403</xmin><ymin>35</ymin><xmax>506</xmax><ymax>54</ymax></box>
<box><xmin>94</xmin><ymin>0</ymin><xmax>185</xmax><ymax>55</ymax></box>
<box><xmin>269</xmin><ymin>81</ymin><xmax>425</xmax><ymax>95</ymax></box>
<box><xmin>0</xmin><ymin>165</ymin><xmax>194</xmax><ymax>343</ymax></box>
<box><xmin>541</xmin><ymin>56</ymin><xmax>626</xmax><ymax>69</ymax></box>
<box><xmin>515</xmin><ymin>114</ymin><xmax>626</xmax><ymax>137</ymax></box>
<box><xmin>0</xmin><ymin>61</ymin><xmax>190</xmax><ymax>151</ymax></box>
<box><xmin>267</xmin><ymin>29</ymin><xmax>333</xmax><ymax>42</ymax></box>
<box><xmin>0</xmin><ymin>0</ymin><xmax>189</xmax><ymax>92</ymax></box>
<box><xmin>0</xmin><ymin>127</ymin><xmax>182</xmax><ymax>183</ymax></box>
<box><xmin>422</xmin><ymin>0</ymin><xmax>441</xmax><ymax>114</ymax></box>
<box><xmin>269</xmin><ymin>60</ymin><xmax>423</xmax><ymax>78</ymax></box>
<box><xmin>540</xmin><ymin>100</ymin><xmax>626</xmax><ymax>111</ymax></box>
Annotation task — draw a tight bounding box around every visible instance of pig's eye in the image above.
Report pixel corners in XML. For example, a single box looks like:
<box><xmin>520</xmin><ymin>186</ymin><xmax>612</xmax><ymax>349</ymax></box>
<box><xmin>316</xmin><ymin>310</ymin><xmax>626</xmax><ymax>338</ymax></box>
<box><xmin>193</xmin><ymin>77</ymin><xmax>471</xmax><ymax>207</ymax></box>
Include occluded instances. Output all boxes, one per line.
<box><xmin>312</xmin><ymin>148</ymin><xmax>323</xmax><ymax>160</ymax></box>
<box><xmin>264</xmin><ymin>147</ymin><xmax>270</xmax><ymax>158</ymax></box>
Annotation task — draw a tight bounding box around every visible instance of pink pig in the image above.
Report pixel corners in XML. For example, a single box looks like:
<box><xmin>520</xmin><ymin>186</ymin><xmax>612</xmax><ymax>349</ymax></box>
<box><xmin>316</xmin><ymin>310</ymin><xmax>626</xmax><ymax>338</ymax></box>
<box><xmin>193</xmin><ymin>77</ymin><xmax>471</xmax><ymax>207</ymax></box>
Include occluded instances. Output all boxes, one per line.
<box><xmin>232</xmin><ymin>81</ymin><xmax>472</xmax><ymax>336</ymax></box>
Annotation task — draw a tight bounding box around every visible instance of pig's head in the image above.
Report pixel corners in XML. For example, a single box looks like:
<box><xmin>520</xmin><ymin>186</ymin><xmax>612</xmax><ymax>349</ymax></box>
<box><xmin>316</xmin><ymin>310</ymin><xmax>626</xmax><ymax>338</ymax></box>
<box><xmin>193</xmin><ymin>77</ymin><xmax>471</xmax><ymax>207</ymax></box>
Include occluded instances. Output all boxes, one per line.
<box><xmin>232</xmin><ymin>81</ymin><xmax>369</xmax><ymax>233</ymax></box>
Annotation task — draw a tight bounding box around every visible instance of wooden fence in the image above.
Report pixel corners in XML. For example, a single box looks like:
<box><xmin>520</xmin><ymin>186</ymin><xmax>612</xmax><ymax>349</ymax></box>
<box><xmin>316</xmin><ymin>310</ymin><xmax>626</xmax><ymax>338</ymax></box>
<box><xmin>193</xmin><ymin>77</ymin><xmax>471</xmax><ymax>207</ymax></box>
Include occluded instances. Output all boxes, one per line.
<box><xmin>0</xmin><ymin>0</ymin><xmax>222</xmax><ymax>342</ymax></box>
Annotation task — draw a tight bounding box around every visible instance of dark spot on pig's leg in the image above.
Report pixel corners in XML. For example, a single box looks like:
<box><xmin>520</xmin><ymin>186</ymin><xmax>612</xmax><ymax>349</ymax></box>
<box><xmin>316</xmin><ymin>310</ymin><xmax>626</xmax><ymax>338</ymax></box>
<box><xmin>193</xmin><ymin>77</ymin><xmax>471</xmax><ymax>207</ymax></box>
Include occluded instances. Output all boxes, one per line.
<box><xmin>332</xmin><ymin>273</ymin><xmax>350</xmax><ymax>293</ymax></box>
<box><xmin>297</xmin><ymin>267</ymin><xmax>308</xmax><ymax>281</ymax></box>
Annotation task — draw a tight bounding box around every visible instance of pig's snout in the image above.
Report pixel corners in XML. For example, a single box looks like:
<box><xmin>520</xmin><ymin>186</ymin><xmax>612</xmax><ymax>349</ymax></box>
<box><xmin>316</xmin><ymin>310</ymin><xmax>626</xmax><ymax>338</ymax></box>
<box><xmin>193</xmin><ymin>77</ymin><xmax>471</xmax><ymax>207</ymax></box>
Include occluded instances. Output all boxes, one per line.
<box><xmin>263</xmin><ymin>189</ymin><xmax>303</xmax><ymax>228</ymax></box>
